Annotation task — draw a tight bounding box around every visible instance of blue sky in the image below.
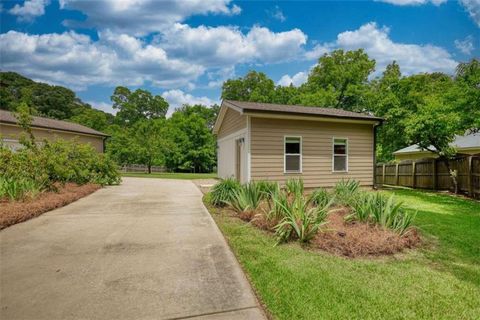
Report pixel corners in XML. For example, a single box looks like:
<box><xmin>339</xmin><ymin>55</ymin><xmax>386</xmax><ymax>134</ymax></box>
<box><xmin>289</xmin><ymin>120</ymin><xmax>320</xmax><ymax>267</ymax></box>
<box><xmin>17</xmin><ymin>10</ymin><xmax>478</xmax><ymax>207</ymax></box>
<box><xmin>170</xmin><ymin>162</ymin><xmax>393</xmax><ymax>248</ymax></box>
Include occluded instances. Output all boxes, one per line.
<box><xmin>1</xmin><ymin>0</ymin><xmax>479</xmax><ymax>115</ymax></box>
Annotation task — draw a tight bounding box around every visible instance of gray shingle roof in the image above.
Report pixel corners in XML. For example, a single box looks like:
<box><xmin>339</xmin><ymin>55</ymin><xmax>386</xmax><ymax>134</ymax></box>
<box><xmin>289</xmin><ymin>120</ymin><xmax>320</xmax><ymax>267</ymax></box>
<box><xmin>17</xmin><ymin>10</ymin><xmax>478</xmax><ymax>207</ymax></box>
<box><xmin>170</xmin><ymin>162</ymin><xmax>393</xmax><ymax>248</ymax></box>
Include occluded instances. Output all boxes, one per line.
<box><xmin>0</xmin><ymin>109</ymin><xmax>109</xmax><ymax>137</ymax></box>
<box><xmin>394</xmin><ymin>132</ymin><xmax>480</xmax><ymax>154</ymax></box>
<box><xmin>224</xmin><ymin>100</ymin><xmax>383</xmax><ymax>121</ymax></box>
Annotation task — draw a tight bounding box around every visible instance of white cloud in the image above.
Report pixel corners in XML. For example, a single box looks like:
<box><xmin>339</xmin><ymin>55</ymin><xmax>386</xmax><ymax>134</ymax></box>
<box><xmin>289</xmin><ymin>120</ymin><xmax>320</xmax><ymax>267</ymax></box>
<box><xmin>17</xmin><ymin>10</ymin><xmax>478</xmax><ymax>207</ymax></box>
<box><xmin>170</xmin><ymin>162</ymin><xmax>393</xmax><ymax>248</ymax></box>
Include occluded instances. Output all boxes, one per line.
<box><xmin>9</xmin><ymin>0</ymin><xmax>50</xmax><ymax>21</ymax></box>
<box><xmin>304</xmin><ymin>44</ymin><xmax>330</xmax><ymax>60</ymax></box>
<box><xmin>86</xmin><ymin>100</ymin><xmax>116</xmax><ymax>115</ymax></box>
<box><xmin>305</xmin><ymin>22</ymin><xmax>458</xmax><ymax>75</ymax></box>
<box><xmin>377</xmin><ymin>0</ymin><xmax>446</xmax><ymax>5</ymax></box>
<box><xmin>160</xmin><ymin>24</ymin><xmax>307</xmax><ymax>67</ymax></box>
<box><xmin>161</xmin><ymin>89</ymin><xmax>217</xmax><ymax>116</ymax></box>
<box><xmin>0</xmin><ymin>30</ymin><xmax>204</xmax><ymax>90</ymax></box>
<box><xmin>455</xmin><ymin>36</ymin><xmax>475</xmax><ymax>55</ymax></box>
<box><xmin>207</xmin><ymin>67</ymin><xmax>235</xmax><ymax>88</ymax></box>
<box><xmin>460</xmin><ymin>0</ymin><xmax>480</xmax><ymax>27</ymax></box>
<box><xmin>269</xmin><ymin>6</ymin><xmax>286</xmax><ymax>22</ymax></box>
<box><xmin>277</xmin><ymin>72</ymin><xmax>308</xmax><ymax>87</ymax></box>
<box><xmin>59</xmin><ymin>0</ymin><xmax>241</xmax><ymax>36</ymax></box>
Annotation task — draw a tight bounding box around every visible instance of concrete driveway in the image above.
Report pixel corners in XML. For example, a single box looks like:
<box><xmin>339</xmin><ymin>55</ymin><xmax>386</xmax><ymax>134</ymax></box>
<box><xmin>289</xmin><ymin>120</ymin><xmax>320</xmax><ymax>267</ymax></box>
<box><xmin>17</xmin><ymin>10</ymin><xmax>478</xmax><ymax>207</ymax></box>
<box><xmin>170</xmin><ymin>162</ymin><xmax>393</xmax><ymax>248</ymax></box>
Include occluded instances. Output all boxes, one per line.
<box><xmin>0</xmin><ymin>178</ymin><xmax>265</xmax><ymax>320</ymax></box>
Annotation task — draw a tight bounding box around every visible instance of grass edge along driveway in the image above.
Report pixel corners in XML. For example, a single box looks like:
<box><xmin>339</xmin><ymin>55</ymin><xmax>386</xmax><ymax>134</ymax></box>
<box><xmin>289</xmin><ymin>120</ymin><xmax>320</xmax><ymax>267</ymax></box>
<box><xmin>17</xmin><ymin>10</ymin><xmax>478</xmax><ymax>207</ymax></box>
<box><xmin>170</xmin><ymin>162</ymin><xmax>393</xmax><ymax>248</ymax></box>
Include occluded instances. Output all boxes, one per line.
<box><xmin>205</xmin><ymin>189</ymin><xmax>480</xmax><ymax>320</ymax></box>
<box><xmin>121</xmin><ymin>172</ymin><xmax>217</xmax><ymax>180</ymax></box>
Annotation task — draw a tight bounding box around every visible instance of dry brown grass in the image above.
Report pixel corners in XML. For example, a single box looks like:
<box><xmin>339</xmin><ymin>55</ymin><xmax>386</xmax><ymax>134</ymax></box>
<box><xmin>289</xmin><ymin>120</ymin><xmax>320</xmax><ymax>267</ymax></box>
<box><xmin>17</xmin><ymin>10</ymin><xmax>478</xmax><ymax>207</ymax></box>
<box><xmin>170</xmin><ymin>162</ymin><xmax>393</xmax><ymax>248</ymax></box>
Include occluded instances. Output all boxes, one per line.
<box><xmin>0</xmin><ymin>183</ymin><xmax>100</xmax><ymax>230</ymax></box>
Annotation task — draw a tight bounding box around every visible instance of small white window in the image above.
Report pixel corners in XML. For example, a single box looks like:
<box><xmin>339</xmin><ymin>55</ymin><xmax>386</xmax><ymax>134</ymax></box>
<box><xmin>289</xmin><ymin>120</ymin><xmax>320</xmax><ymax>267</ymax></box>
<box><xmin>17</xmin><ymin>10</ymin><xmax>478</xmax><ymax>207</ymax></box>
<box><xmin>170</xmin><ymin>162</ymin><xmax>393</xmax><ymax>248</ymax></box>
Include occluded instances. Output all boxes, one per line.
<box><xmin>284</xmin><ymin>136</ymin><xmax>302</xmax><ymax>173</ymax></box>
<box><xmin>333</xmin><ymin>138</ymin><xmax>348</xmax><ymax>172</ymax></box>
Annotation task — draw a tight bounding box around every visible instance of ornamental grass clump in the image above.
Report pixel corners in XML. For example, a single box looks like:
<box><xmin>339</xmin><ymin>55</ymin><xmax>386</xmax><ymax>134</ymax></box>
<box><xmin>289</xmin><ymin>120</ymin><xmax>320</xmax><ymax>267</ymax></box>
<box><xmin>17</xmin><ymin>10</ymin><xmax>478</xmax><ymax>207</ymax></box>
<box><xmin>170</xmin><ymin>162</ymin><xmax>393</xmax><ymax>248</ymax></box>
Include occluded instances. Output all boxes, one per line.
<box><xmin>285</xmin><ymin>178</ymin><xmax>304</xmax><ymax>197</ymax></box>
<box><xmin>256</xmin><ymin>180</ymin><xmax>280</xmax><ymax>200</ymax></box>
<box><xmin>346</xmin><ymin>192</ymin><xmax>416</xmax><ymax>235</ymax></box>
<box><xmin>228</xmin><ymin>182</ymin><xmax>263</xmax><ymax>213</ymax></box>
<box><xmin>210</xmin><ymin>177</ymin><xmax>241</xmax><ymax>206</ymax></box>
<box><xmin>274</xmin><ymin>194</ymin><xmax>332</xmax><ymax>244</ymax></box>
<box><xmin>333</xmin><ymin>179</ymin><xmax>360</xmax><ymax>206</ymax></box>
<box><xmin>309</xmin><ymin>188</ymin><xmax>335</xmax><ymax>209</ymax></box>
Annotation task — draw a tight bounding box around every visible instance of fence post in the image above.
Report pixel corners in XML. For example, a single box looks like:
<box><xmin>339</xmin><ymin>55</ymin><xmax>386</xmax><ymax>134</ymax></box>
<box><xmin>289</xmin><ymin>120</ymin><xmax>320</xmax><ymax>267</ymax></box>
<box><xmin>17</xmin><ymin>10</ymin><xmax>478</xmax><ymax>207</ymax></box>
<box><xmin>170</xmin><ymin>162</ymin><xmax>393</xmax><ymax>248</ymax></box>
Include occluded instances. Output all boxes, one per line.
<box><xmin>412</xmin><ymin>161</ymin><xmax>416</xmax><ymax>188</ymax></box>
<box><xmin>395</xmin><ymin>163</ymin><xmax>399</xmax><ymax>186</ymax></box>
<box><xmin>467</xmin><ymin>156</ymin><xmax>473</xmax><ymax>196</ymax></box>
<box><xmin>432</xmin><ymin>159</ymin><xmax>437</xmax><ymax>190</ymax></box>
<box><xmin>382</xmin><ymin>164</ymin><xmax>386</xmax><ymax>186</ymax></box>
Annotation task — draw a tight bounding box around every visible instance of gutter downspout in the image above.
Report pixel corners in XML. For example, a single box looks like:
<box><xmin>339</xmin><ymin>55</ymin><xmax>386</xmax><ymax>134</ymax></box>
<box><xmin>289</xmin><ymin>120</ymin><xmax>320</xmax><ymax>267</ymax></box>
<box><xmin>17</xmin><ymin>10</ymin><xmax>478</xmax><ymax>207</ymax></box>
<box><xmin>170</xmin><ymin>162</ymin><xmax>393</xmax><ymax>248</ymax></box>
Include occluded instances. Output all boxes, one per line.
<box><xmin>373</xmin><ymin>121</ymin><xmax>382</xmax><ymax>189</ymax></box>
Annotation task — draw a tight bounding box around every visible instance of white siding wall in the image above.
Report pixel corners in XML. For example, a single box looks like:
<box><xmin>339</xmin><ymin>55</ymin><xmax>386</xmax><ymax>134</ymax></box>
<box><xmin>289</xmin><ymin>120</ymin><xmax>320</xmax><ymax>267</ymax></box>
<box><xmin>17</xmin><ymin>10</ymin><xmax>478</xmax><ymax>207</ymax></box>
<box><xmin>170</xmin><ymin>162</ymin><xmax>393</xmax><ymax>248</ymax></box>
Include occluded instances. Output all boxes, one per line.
<box><xmin>217</xmin><ymin>129</ymin><xmax>248</xmax><ymax>183</ymax></box>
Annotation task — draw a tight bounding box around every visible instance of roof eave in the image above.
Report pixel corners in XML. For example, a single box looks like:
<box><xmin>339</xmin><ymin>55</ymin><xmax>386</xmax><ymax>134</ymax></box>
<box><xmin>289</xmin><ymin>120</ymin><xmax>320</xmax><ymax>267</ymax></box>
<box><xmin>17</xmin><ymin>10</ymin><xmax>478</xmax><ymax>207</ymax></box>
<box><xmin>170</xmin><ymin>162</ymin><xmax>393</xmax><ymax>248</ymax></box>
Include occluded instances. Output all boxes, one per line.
<box><xmin>0</xmin><ymin>120</ymin><xmax>110</xmax><ymax>138</ymax></box>
<box><xmin>243</xmin><ymin>109</ymin><xmax>383</xmax><ymax>124</ymax></box>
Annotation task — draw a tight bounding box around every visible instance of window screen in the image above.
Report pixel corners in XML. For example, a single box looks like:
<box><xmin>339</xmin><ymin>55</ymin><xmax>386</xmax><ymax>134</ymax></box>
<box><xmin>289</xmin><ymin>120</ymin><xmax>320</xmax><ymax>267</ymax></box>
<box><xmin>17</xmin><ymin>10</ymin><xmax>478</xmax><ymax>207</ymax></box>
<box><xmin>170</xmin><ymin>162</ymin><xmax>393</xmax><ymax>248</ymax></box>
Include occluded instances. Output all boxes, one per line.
<box><xmin>333</xmin><ymin>138</ymin><xmax>348</xmax><ymax>172</ymax></box>
<box><xmin>285</xmin><ymin>137</ymin><xmax>301</xmax><ymax>172</ymax></box>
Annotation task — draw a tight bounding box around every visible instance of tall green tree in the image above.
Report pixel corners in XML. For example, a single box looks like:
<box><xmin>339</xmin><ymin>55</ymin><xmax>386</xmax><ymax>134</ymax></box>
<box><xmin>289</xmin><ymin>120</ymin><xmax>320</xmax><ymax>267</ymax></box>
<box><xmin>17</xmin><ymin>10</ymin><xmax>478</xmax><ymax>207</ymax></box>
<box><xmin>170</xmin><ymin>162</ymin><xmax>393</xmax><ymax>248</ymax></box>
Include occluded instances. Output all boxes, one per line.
<box><xmin>111</xmin><ymin>86</ymin><xmax>169</xmax><ymax>125</ymax></box>
<box><xmin>164</xmin><ymin>110</ymin><xmax>216</xmax><ymax>173</ymax></box>
<box><xmin>302</xmin><ymin>49</ymin><xmax>376</xmax><ymax>111</ymax></box>
<box><xmin>222</xmin><ymin>71</ymin><xmax>276</xmax><ymax>102</ymax></box>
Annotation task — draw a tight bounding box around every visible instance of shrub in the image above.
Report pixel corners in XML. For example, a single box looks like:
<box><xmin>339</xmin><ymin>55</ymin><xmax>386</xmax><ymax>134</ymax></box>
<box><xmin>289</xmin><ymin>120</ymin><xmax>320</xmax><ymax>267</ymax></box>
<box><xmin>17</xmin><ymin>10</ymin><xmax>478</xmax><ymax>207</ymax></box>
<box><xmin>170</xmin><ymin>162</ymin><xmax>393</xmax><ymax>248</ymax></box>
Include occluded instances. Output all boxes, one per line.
<box><xmin>285</xmin><ymin>178</ymin><xmax>304</xmax><ymax>197</ymax></box>
<box><xmin>309</xmin><ymin>188</ymin><xmax>335</xmax><ymax>208</ymax></box>
<box><xmin>274</xmin><ymin>195</ymin><xmax>332</xmax><ymax>244</ymax></box>
<box><xmin>346</xmin><ymin>192</ymin><xmax>416</xmax><ymax>235</ymax></box>
<box><xmin>333</xmin><ymin>179</ymin><xmax>360</xmax><ymax>205</ymax></box>
<box><xmin>0</xmin><ymin>139</ymin><xmax>120</xmax><ymax>201</ymax></box>
<box><xmin>210</xmin><ymin>178</ymin><xmax>241</xmax><ymax>206</ymax></box>
<box><xmin>228</xmin><ymin>182</ymin><xmax>263</xmax><ymax>213</ymax></box>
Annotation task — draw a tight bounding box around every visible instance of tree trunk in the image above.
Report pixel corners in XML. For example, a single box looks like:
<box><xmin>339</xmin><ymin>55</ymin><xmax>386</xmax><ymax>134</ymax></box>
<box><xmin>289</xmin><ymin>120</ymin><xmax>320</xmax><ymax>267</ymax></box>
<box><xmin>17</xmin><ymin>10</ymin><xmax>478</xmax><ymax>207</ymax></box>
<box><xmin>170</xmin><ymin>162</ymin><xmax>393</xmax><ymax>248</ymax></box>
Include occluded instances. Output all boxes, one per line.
<box><xmin>148</xmin><ymin>163</ymin><xmax>152</xmax><ymax>174</ymax></box>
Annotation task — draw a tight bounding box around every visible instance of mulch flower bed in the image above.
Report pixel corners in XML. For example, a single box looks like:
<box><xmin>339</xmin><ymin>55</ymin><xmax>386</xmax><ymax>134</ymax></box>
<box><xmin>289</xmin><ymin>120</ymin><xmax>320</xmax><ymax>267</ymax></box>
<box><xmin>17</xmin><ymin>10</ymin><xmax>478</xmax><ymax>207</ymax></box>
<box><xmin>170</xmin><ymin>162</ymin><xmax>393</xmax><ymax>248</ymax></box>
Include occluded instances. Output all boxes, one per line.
<box><xmin>0</xmin><ymin>183</ymin><xmax>100</xmax><ymax>230</ymax></box>
<box><xmin>217</xmin><ymin>204</ymin><xmax>421</xmax><ymax>258</ymax></box>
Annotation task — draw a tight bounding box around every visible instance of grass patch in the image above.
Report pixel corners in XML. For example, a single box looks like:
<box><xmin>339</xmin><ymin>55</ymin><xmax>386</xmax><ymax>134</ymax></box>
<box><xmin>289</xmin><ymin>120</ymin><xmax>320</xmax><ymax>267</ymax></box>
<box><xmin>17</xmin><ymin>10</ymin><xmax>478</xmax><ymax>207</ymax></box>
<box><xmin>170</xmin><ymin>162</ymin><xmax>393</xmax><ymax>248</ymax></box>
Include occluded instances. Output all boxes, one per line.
<box><xmin>121</xmin><ymin>172</ymin><xmax>217</xmax><ymax>180</ymax></box>
<box><xmin>206</xmin><ymin>189</ymin><xmax>480</xmax><ymax>319</ymax></box>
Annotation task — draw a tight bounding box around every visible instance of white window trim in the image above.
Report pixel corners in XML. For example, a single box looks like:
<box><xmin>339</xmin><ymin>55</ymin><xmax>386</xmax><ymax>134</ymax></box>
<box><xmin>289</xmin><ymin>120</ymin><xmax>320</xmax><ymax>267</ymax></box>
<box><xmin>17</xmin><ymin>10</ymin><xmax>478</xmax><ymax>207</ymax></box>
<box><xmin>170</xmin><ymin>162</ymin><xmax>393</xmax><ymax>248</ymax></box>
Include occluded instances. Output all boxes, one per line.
<box><xmin>284</xmin><ymin>135</ymin><xmax>302</xmax><ymax>174</ymax></box>
<box><xmin>332</xmin><ymin>137</ymin><xmax>349</xmax><ymax>173</ymax></box>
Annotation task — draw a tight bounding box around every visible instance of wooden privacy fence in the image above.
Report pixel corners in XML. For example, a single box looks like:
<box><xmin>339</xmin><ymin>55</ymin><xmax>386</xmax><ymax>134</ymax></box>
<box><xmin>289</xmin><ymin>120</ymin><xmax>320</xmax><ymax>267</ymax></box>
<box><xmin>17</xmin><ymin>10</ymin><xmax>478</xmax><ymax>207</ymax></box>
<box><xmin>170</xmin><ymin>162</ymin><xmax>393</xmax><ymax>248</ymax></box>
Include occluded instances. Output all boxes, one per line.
<box><xmin>119</xmin><ymin>164</ymin><xmax>166</xmax><ymax>173</ymax></box>
<box><xmin>375</xmin><ymin>156</ymin><xmax>480</xmax><ymax>199</ymax></box>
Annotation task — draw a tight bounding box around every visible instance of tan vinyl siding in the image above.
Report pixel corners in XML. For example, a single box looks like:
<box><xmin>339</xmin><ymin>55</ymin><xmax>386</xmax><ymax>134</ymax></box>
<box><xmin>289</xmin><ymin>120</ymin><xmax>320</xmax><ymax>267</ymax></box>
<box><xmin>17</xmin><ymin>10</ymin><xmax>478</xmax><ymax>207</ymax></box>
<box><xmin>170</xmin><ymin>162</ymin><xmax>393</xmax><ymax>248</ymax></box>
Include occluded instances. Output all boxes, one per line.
<box><xmin>1</xmin><ymin>124</ymin><xmax>105</xmax><ymax>152</ymax></box>
<box><xmin>217</xmin><ymin>107</ymin><xmax>246</xmax><ymax>139</ymax></box>
<box><xmin>250</xmin><ymin>117</ymin><xmax>374</xmax><ymax>188</ymax></box>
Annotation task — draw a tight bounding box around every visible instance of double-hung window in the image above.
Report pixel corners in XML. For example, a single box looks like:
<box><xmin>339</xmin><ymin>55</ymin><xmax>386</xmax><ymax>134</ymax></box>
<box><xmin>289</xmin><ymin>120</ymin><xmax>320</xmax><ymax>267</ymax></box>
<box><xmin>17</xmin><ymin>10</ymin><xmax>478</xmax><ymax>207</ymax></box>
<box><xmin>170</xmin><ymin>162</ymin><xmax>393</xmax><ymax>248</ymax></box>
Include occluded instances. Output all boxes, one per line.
<box><xmin>333</xmin><ymin>138</ymin><xmax>348</xmax><ymax>172</ymax></box>
<box><xmin>284</xmin><ymin>136</ymin><xmax>302</xmax><ymax>173</ymax></box>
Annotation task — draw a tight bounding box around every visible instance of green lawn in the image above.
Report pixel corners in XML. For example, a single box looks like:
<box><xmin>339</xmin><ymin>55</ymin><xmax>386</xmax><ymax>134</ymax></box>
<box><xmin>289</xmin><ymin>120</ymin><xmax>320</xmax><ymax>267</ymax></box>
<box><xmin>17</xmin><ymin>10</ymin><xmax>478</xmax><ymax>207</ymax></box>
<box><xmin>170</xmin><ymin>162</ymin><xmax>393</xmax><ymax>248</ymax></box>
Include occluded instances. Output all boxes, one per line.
<box><xmin>121</xmin><ymin>172</ymin><xmax>217</xmax><ymax>179</ymax></box>
<box><xmin>207</xmin><ymin>189</ymin><xmax>480</xmax><ymax>319</ymax></box>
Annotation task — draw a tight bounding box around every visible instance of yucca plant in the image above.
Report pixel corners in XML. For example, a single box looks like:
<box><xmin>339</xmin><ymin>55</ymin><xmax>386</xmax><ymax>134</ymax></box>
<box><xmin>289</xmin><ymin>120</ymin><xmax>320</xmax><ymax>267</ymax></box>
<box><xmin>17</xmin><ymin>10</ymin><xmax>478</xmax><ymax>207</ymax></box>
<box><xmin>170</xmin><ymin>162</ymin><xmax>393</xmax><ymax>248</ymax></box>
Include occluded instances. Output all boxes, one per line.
<box><xmin>309</xmin><ymin>188</ymin><xmax>335</xmax><ymax>208</ymax></box>
<box><xmin>210</xmin><ymin>177</ymin><xmax>241</xmax><ymax>206</ymax></box>
<box><xmin>228</xmin><ymin>182</ymin><xmax>263</xmax><ymax>213</ymax></box>
<box><xmin>333</xmin><ymin>179</ymin><xmax>360</xmax><ymax>206</ymax></box>
<box><xmin>266</xmin><ymin>187</ymin><xmax>289</xmax><ymax>223</ymax></box>
<box><xmin>285</xmin><ymin>178</ymin><xmax>304</xmax><ymax>197</ymax></box>
<box><xmin>274</xmin><ymin>195</ymin><xmax>332</xmax><ymax>244</ymax></box>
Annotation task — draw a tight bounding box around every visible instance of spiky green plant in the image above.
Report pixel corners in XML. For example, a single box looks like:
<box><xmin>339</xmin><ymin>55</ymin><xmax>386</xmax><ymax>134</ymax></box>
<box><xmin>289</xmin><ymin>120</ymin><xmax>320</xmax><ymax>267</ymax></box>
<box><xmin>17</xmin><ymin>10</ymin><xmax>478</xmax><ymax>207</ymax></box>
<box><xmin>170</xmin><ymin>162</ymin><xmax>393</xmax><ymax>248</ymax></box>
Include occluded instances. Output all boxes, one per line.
<box><xmin>228</xmin><ymin>182</ymin><xmax>263</xmax><ymax>213</ymax></box>
<box><xmin>309</xmin><ymin>188</ymin><xmax>335</xmax><ymax>208</ymax></box>
<box><xmin>0</xmin><ymin>176</ymin><xmax>43</xmax><ymax>201</ymax></box>
<box><xmin>274</xmin><ymin>195</ymin><xmax>332</xmax><ymax>244</ymax></box>
<box><xmin>210</xmin><ymin>178</ymin><xmax>241</xmax><ymax>206</ymax></box>
<box><xmin>285</xmin><ymin>178</ymin><xmax>304</xmax><ymax>197</ymax></box>
<box><xmin>346</xmin><ymin>192</ymin><xmax>416</xmax><ymax>235</ymax></box>
<box><xmin>256</xmin><ymin>180</ymin><xmax>280</xmax><ymax>200</ymax></box>
<box><xmin>333</xmin><ymin>179</ymin><xmax>360</xmax><ymax>206</ymax></box>
<box><xmin>266</xmin><ymin>187</ymin><xmax>289</xmax><ymax>223</ymax></box>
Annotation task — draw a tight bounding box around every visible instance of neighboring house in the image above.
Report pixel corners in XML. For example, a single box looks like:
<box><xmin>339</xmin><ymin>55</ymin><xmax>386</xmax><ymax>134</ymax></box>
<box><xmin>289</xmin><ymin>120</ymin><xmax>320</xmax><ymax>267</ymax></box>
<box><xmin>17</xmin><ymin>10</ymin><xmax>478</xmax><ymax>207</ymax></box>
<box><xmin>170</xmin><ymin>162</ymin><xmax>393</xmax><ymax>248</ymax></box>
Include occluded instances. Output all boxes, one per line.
<box><xmin>213</xmin><ymin>100</ymin><xmax>383</xmax><ymax>188</ymax></box>
<box><xmin>0</xmin><ymin>109</ymin><xmax>109</xmax><ymax>152</ymax></box>
<box><xmin>393</xmin><ymin>132</ymin><xmax>480</xmax><ymax>161</ymax></box>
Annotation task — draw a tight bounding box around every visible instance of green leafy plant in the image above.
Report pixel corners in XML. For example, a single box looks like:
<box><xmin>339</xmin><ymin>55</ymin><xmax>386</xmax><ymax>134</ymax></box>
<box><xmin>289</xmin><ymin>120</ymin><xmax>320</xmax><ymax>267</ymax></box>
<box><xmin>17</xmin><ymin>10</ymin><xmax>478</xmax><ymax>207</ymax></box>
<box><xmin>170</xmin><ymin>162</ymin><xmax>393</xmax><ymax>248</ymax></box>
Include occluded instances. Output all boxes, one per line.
<box><xmin>274</xmin><ymin>195</ymin><xmax>332</xmax><ymax>244</ymax></box>
<box><xmin>228</xmin><ymin>182</ymin><xmax>263</xmax><ymax>213</ymax></box>
<box><xmin>0</xmin><ymin>176</ymin><xmax>43</xmax><ymax>201</ymax></box>
<box><xmin>333</xmin><ymin>179</ymin><xmax>360</xmax><ymax>205</ymax></box>
<box><xmin>285</xmin><ymin>178</ymin><xmax>304</xmax><ymax>197</ymax></box>
<box><xmin>309</xmin><ymin>188</ymin><xmax>335</xmax><ymax>208</ymax></box>
<box><xmin>346</xmin><ymin>192</ymin><xmax>416</xmax><ymax>235</ymax></box>
<box><xmin>256</xmin><ymin>180</ymin><xmax>280</xmax><ymax>200</ymax></box>
<box><xmin>210</xmin><ymin>178</ymin><xmax>241</xmax><ymax>206</ymax></box>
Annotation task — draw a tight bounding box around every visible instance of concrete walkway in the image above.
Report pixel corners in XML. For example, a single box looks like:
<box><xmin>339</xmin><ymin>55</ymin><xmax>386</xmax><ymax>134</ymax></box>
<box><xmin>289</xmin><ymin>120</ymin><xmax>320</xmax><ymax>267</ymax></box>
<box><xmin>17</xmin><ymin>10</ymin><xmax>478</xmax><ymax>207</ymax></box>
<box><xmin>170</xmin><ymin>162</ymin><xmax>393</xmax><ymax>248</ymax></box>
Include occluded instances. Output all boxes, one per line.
<box><xmin>0</xmin><ymin>178</ymin><xmax>265</xmax><ymax>320</ymax></box>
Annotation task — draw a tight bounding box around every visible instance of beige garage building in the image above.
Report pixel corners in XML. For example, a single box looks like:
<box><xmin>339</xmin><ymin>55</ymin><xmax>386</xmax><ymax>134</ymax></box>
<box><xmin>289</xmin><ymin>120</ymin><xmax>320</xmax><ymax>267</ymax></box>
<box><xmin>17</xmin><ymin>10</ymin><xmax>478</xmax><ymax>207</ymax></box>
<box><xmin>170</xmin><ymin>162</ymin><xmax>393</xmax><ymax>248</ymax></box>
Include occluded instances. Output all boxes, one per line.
<box><xmin>213</xmin><ymin>100</ymin><xmax>383</xmax><ymax>188</ymax></box>
<box><xmin>0</xmin><ymin>109</ymin><xmax>108</xmax><ymax>152</ymax></box>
